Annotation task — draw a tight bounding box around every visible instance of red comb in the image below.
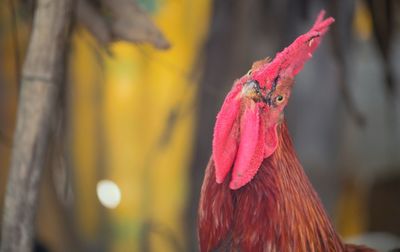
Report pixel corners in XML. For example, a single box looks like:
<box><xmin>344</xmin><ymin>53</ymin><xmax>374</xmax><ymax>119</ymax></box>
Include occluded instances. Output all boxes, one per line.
<box><xmin>254</xmin><ymin>10</ymin><xmax>335</xmax><ymax>89</ymax></box>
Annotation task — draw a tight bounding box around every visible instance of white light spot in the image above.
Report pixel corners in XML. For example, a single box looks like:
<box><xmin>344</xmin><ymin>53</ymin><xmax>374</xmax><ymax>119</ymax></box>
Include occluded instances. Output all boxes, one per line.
<box><xmin>96</xmin><ymin>180</ymin><xmax>121</xmax><ymax>209</ymax></box>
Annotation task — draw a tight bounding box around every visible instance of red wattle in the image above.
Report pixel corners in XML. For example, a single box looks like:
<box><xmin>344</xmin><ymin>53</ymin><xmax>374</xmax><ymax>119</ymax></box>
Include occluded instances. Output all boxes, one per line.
<box><xmin>212</xmin><ymin>84</ymin><xmax>241</xmax><ymax>184</ymax></box>
<box><xmin>230</xmin><ymin>103</ymin><xmax>265</xmax><ymax>189</ymax></box>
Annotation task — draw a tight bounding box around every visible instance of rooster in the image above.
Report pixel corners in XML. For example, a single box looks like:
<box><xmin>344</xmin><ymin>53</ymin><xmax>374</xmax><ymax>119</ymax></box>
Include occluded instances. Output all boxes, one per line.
<box><xmin>198</xmin><ymin>11</ymin><xmax>375</xmax><ymax>252</ymax></box>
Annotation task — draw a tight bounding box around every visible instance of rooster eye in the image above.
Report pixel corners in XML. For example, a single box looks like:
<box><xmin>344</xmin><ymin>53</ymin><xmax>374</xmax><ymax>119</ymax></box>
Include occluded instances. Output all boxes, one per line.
<box><xmin>276</xmin><ymin>95</ymin><xmax>284</xmax><ymax>103</ymax></box>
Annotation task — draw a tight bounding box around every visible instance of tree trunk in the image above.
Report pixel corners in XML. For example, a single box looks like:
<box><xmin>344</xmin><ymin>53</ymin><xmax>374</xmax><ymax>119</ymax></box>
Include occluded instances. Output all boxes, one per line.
<box><xmin>1</xmin><ymin>0</ymin><xmax>73</xmax><ymax>251</ymax></box>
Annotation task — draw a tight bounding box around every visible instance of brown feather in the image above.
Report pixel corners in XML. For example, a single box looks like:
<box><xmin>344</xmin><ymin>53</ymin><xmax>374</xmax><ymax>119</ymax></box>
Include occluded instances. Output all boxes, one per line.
<box><xmin>198</xmin><ymin>122</ymin><xmax>376</xmax><ymax>252</ymax></box>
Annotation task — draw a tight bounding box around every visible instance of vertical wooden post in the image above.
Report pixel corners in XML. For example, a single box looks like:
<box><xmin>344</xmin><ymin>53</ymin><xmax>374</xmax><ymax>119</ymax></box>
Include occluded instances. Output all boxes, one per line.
<box><xmin>1</xmin><ymin>0</ymin><xmax>73</xmax><ymax>251</ymax></box>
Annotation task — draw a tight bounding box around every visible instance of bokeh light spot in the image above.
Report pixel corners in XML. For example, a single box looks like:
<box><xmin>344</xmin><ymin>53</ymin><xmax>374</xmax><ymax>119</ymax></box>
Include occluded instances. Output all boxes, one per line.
<box><xmin>96</xmin><ymin>180</ymin><xmax>121</xmax><ymax>209</ymax></box>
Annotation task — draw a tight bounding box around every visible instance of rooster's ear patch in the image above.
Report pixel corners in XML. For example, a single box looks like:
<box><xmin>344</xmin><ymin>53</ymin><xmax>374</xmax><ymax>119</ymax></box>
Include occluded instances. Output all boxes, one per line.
<box><xmin>264</xmin><ymin>123</ymin><xmax>279</xmax><ymax>159</ymax></box>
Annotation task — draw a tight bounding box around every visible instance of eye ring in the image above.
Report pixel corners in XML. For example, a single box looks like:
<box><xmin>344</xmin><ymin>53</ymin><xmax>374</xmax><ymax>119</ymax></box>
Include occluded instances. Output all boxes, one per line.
<box><xmin>276</xmin><ymin>95</ymin><xmax>284</xmax><ymax>103</ymax></box>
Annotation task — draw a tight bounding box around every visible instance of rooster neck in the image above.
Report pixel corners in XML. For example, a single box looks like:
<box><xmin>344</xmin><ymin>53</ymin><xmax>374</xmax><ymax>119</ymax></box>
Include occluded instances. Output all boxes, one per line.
<box><xmin>198</xmin><ymin>122</ymin><xmax>345</xmax><ymax>252</ymax></box>
<box><xmin>232</xmin><ymin>122</ymin><xmax>345</xmax><ymax>251</ymax></box>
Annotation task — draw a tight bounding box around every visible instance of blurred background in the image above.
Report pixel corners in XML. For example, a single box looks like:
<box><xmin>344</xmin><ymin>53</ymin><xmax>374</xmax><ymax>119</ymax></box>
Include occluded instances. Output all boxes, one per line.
<box><xmin>0</xmin><ymin>0</ymin><xmax>400</xmax><ymax>251</ymax></box>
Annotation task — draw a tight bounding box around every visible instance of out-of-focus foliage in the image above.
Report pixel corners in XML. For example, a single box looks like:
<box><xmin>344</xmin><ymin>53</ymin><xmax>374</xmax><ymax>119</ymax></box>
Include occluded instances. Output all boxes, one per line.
<box><xmin>1</xmin><ymin>0</ymin><xmax>399</xmax><ymax>251</ymax></box>
<box><xmin>69</xmin><ymin>0</ymin><xmax>211</xmax><ymax>251</ymax></box>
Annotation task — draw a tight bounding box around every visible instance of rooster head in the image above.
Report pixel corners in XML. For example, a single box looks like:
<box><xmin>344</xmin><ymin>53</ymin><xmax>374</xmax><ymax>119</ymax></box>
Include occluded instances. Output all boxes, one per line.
<box><xmin>212</xmin><ymin>11</ymin><xmax>334</xmax><ymax>189</ymax></box>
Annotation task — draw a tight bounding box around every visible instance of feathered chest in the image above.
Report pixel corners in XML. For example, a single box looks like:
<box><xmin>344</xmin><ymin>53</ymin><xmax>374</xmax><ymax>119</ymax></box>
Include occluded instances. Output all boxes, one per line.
<box><xmin>198</xmin><ymin>124</ymin><xmax>344</xmax><ymax>252</ymax></box>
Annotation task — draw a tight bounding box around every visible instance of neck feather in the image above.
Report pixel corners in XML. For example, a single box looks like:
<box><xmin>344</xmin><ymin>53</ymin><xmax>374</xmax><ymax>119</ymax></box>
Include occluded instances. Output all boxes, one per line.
<box><xmin>198</xmin><ymin>122</ymin><xmax>344</xmax><ymax>252</ymax></box>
